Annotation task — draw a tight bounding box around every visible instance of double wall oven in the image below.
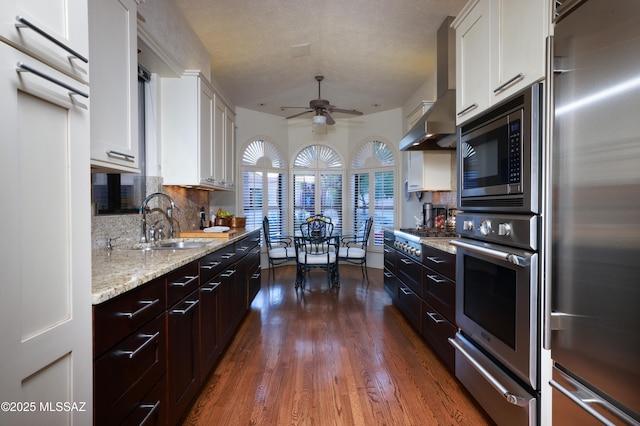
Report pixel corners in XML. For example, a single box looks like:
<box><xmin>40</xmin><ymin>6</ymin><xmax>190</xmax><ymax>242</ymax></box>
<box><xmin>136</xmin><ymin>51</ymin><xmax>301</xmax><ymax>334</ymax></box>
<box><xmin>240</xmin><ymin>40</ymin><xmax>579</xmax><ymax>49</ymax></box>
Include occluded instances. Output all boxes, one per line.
<box><xmin>450</xmin><ymin>83</ymin><xmax>543</xmax><ymax>425</ymax></box>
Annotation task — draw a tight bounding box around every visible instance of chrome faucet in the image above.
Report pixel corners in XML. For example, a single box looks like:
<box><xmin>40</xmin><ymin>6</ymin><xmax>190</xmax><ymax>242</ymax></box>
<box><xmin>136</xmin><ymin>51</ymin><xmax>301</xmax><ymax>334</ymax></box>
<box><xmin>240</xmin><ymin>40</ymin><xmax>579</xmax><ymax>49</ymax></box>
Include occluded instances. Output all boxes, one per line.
<box><xmin>140</xmin><ymin>192</ymin><xmax>177</xmax><ymax>243</ymax></box>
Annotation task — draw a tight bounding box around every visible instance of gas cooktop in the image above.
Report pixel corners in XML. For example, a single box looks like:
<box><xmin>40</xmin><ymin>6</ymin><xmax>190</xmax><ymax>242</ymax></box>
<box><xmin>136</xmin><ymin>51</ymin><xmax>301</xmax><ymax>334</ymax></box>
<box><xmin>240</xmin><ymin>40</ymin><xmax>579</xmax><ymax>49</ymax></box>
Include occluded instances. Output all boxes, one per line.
<box><xmin>398</xmin><ymin>228</ymin><xmax>459</xmax><ymax>238</ymax></box>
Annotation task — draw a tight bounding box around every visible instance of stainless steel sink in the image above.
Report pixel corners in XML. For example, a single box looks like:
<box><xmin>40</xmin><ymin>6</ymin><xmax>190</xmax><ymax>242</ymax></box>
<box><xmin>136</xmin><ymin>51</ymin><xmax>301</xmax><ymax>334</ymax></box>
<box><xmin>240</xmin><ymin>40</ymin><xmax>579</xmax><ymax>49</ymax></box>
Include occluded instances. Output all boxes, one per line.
<box><xmin>128</xmin><ymin>241</ymin><xmax>211</xmax><ymax>251</ymax></box>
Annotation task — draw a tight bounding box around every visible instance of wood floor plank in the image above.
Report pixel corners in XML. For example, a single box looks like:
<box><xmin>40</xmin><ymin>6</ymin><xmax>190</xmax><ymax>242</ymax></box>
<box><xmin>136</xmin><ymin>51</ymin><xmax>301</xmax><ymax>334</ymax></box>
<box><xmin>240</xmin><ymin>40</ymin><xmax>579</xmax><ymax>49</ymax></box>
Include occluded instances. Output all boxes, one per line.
<box><xmin>183</xmin><ymin>265</ymin><xmax>493</xmax><ymax>425</ymax></box>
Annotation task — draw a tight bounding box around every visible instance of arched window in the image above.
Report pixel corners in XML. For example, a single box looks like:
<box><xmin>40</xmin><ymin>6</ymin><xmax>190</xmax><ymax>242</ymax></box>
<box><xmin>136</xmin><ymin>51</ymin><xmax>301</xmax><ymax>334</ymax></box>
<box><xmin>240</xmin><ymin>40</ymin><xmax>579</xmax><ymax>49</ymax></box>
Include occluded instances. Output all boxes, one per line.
<box><xmin>292</xmin><ymin>144</ymin><xmax>344</xmax><ymax>233</ymax></box>
<box><xmin>350</xmin><ymin>140</ymin><xmax>396</xmax><ymax>247</ymax></box>
<box><xmin>240</xmin><ymin>139</ymin><xmax>287</xmax><ymax>236</ymax></box>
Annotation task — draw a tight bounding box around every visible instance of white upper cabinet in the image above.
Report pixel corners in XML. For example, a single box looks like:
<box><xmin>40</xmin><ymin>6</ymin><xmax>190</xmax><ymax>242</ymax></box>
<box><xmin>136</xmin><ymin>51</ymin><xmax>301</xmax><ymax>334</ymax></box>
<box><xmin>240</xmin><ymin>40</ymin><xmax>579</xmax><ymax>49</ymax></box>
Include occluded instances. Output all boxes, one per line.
<box><xmin>453</xmin><ymin>0</ymin><xmax>549</xmax><ymax>124</ymax></box>
<box><xmin>161</xmin><ymin>71</ymin><xmax>235</xmax><ymax>191</ymax></box>
<box><xmin>490</xmin><ymin>0</ymin><xmax>549</xmax><ymax>103</ymax></box>
<box><xmin>454</xmin><ymin>0</ymin><xmax>492</xmax><ymax>124</ymax></box>
<box><xmin>88</xmin><ymin>0</ymin><xmax>139</xmax><ymax>173</ymax></box>
<box><xmin>0</xmin><ymin>0</ymin><xmax>89</xmax><ymax>83</ymax></box>
<box><xmin>408</xmin><ymin>151</ymin><xmax>453</xmax><ymax>192</ymax></box>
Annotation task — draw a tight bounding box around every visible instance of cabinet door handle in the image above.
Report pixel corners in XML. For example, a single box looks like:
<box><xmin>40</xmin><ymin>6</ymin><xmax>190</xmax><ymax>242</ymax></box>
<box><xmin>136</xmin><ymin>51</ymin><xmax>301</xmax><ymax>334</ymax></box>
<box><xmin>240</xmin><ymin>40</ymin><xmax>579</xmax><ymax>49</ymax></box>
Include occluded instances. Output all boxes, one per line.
<box><xmin>426</xmin><ymin>256</ymin><xmax>444</xmax><ymax>264</ymax></box>
<box><xmin>201</xmin><ymin>281</ymin><xmax>221</xmax><ymax>292</ymax></box>
<box><xmin>426</xmin><ymin>311</ymin><xmax>445</xmax><ymax>323</ymax></box>
<box><xmin>118</xmin><ymin>299</ymin><xmax>160</xmax><ymax>319</ymax></box>
<box><xmin>138</xmin><ymin>401</ymin><xmax>161</xmax><ymax>426</ymax></box>
<box><xmin>201</xmin><ymin>261</ymin><xmax>221</xmax><ymax>270</ymax></box>
<box><xmin>221</xmin><ymin>269</ymin><xmax>236</xmax><ymax>278</ymax></box>
<box><xmin>493</xmin><ymin>73</ymin><xmax>525</xmax><ymax>94</ymax></box>
<box><xmin>171</xmin><ymin>299</ymin><xmax>199</xmax><ymax>315</ymax></box>
<box><xmin>456</xmin><ymin>103</ymin><xmax>478</xmax><ymax>117</ymax></box>
<box><xmin>119</xmin><ymin>332</ymin><xmax>160</xmax><ymax>359</ymax></box>
<box><xmin>251</xmin><ymin>273</ymin><xmax>261</xmax><ymax>279</ymax></box>
<box><xmin>15</xmin><ymin>15</ymin><xmax>89</xmax><ymax>63</ymax></box>
<box><xmin>16</xmin><ymin>62</ymin><xmax>89</xmax><ymax>98</ymax></box>
<box><xmin>107</xmin><ymin>150</ymin><xmax>135</xmax><ymax>161</ymax></box>
<box><xmin>168</xmin><ymin>275</ymin><xmax>198</xmax><ymax>287</ymax></box>
<box><xmin>383</xmin><ymin>272</ymin><xmax>393</xmax><ymax>278</ymax></box>
<box><xmin>427</xmin><ymin>274</ymin><xmax>446</xmax><ymax>283</ymax></box>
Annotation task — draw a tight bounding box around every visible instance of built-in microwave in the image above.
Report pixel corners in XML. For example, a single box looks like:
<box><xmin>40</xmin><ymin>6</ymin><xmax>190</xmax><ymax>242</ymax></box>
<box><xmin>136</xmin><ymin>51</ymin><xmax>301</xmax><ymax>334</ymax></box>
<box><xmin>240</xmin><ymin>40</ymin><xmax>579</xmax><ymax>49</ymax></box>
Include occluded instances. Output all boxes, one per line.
<box><xmin>458</xmin><ymin>83</ymin><xmax>542</xmax><ymax>214</ymax></box>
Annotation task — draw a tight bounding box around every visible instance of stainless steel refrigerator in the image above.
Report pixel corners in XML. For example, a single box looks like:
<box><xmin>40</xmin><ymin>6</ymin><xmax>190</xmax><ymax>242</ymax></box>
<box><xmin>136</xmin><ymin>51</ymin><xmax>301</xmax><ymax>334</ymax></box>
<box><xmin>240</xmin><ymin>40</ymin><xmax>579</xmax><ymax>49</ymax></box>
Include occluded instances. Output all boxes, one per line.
<box><xmin>550</xmin><ymin>0</ymin><xmax>640</xmax><ymax>424</ymax></box>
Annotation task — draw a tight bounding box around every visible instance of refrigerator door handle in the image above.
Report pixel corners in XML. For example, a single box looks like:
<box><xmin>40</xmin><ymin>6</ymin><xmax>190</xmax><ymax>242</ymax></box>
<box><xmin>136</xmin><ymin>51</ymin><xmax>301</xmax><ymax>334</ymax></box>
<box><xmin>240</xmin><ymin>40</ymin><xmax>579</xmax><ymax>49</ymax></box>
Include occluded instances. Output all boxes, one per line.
<box><xmin>551</xmin><ymin>367</ymin><xmax>639</xmax><ymax>425</ymax></box>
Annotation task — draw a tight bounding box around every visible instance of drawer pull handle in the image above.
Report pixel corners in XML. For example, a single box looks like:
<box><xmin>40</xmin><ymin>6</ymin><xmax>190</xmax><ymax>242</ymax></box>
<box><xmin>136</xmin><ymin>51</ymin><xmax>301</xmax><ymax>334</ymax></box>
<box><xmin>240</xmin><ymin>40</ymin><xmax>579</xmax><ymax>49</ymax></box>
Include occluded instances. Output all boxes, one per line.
<box><xmin>426</xmin><ymin>256</ymin><xmax>444</xmax><ymax>264</ymax></box>
<box><xmin>106</xmin><ymin>150</ymin><xmax>135</xmax><ymax>161</ymax></box>
<box><xmin>118</xmin><ymin>299</ymin><xmax>160</xmax><ymax>319</ymax></box>
<box><xmin>139</xmin><ymin>401</ymin><xmax>161</xmax><ymax>426</ymax></box>
<box><xmin>383</xmin><ymin>272</ymin><xmax>392</xmax><ymax>278</ymax></box>
<box><xmin>221</xmin><ymin>269</ymin><xmax>236</xmax><ymax>278</ymax></box>
<box><xmin>237</xmin><ymin>246</ymin><xmax>249</xmax><ymax>252</ymax></box>
<box><xmin>400</xmin><ymin>258</ymin><xmax>413</xmax><ymax>265</ymax></box>
<box><xmin>457</xmin><ymin>103</ymin><xmax>478</xmax><ymax>117</ymax></box>
<box><xmin>251</xmin><ymin>273</ymin><xmax>261</xmax><ymax>279</ymax></box>
<box><xmin>493</xmin><ymin>73</ymin><xmax>525</xmax><ymax>93</ymax></box>
<box><xmin>15</xmin><ymin>15</ymin><xmax>89</xmax><ymax>63</ymax></box>
<box><xmin>221</xmin><ymin>252</ymin><xmax>235</xmax><ymax>259</ymax></box>
<box><xmin>427</xmin><ymin>274</ymin><xmax>446</xmax><ymax>283</ymax></box>
<box><xmin>168</xmin><ymin>275</ymin><xmax>198</xmax><ymax>287</ymax></box>
<box><xmin>16</xmin><ymin>62</ymin><xmax>89</xmax><ymax>98</ymax></box>
<box><xmin>201</xmin><ymin>261</ymin><xmax>221</xmax><ymax>270</ymax></box>
<box><xmin>427</xmin><ymin>311</ymin><xmax>445</xmax><ymax>323</ymax></box>
<box><xmin>201</xmin><ymin>281</ymin><xmax>221</xmax><ymax>292</ymax></box>
<box><xmin>120</xmin><ymin>332</ymin><xmax>160</xmax><ymax>359</ymax></box>
<box><xmin>171</xmin><ymin>299</ymin><xmax>199</xmax><ymax>315</ymax></box>
<box><xmin>400</xmin><ymin>287</ymin><xmax>412</xmax><ymax>296</ymax></box>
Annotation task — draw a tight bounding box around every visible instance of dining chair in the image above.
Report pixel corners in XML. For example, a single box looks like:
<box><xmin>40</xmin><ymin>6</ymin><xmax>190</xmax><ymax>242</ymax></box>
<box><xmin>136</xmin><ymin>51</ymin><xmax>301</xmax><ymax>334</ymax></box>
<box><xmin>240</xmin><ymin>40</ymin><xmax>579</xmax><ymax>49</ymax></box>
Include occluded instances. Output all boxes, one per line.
<box><xmin>294</xmin><ymin>219</ymin><xmax>338</xmax><ymax>289</ymax></box>
<box><xmin>337</xmin><ymin>216</ymin><xmax>373</xmax><ymax>281</ymax></box>
<box><xmin>262</xmin><ymin>216</ymin><xmax>296</xmax><ymax>280</ymax></box>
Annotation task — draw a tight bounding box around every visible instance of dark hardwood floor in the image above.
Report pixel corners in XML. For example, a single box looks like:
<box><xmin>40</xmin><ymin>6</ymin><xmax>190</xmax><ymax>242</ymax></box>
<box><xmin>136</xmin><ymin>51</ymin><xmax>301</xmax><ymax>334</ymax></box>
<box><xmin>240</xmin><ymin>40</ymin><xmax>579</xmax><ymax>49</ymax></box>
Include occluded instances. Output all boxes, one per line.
<box><xmin>183</xmin><ymin>265</ymin><xmax>493</xmax><ymax>425</ymax></box>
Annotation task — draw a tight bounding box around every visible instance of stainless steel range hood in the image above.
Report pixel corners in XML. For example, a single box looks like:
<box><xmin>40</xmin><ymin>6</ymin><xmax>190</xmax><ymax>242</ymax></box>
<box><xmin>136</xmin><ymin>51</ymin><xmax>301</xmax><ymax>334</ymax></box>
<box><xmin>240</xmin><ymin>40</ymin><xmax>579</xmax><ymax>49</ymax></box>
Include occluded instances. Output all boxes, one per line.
<box><xmin>400</xmin><ymin>17</ymin><xmax>456</xmax><ymax>151</ymax></box>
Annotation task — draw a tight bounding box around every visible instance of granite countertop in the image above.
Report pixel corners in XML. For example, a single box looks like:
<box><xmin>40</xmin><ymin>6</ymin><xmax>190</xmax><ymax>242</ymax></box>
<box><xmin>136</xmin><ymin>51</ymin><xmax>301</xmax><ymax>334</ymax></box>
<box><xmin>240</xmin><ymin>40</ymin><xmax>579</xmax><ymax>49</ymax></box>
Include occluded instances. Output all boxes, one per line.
<box><xmin>92</xmin><ymin>228</ymin><xmax>259</xmax><ymax>305</ymax></box>
<box><xmin>420</xmin><ymin>238</ymin><xmax>457</xmax><ymax>255</ymax></box>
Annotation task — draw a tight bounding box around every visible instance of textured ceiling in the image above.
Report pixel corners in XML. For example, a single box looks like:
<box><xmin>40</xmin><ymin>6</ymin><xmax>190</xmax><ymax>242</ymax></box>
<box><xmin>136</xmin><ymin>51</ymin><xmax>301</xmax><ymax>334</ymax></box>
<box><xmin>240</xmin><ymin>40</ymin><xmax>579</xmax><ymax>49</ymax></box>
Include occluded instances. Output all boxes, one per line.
<box><xmin>172</xmin><ymin>0</ymin><xmax>467</xmax><ymax>119</ymax></box>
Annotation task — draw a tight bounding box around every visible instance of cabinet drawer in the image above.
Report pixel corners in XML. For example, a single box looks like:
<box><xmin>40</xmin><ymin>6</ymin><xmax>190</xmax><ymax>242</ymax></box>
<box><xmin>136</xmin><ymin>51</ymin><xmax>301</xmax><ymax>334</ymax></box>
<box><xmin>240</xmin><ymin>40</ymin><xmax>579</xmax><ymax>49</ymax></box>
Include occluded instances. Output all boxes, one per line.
<box><xmin>397</xmin><ymin>284</ymin><xmax>421</xmax><ymax>332</ymax></box>
<box><xmin>422</xmin><ymin>245</ymin><xmax>455</xmax><ymax>280</ymax></box>
<box><xmin>424</xmin><ymin>272</ymin><xmax>456</xmax><ymax>324</ymax></box>
<box><xmin>166</xmin><ymin>261</ymin><xmax>199</xmax><ymax>307</ymax></box>
<box><xmin>236</xmin><ymin>233</ymin><xmax>260</xmax><ymax>256</ymax></box>
<box><xmin>94</xmin><ymin>278</ymin><xmax>165</xmax><ymax>358</ymax></box>
<box><xmin>199</xmin><ymin>249</ymin><xmax>227</xmax><ymax>283</ymax></box>
<box><xmin>397</xmin><ymin>253</ymin><xmax>423</xmax><ymax>297</ymax></box>
<box><xmin>94</xmin><ymin>314</ymin><xmax>166</xmax><ymax>425</ymax></box>
<box><xmin>121</xmin><ymin>375</ymin><xmax>166</xmax><ymax>426</ymax></box>
<box><xmin>383</xmin><ymin>244</ymin><xmax>397</xmax><ymax>274</ymax></box>
<box><xmin>383</xmin><ymin>269</ymin><xmax>399</xmax><ymax>302</ymax></box>
<box><xmin>422</xmin><ymin>300</ymin><xmax>456</xmax><ymax>373</ymax></box>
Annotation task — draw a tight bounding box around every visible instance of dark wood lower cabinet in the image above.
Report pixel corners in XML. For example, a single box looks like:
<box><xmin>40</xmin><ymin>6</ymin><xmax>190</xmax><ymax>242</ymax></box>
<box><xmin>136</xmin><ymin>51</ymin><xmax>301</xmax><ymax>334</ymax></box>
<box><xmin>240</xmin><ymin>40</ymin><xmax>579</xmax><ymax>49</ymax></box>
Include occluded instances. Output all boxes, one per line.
<box><xmin>199</xmin><ymin>278</ymin><xmax>221</xmax><ymax>379</ymax></box>
<box><xmin>94</xmin><ymin>229</ymin><xmax>262</xmax><ymax>425</ymax></box>
<box><xmin>167</xmin><ymin>289</ymin><xmax>201</xmax><ymax>425</ymax></box>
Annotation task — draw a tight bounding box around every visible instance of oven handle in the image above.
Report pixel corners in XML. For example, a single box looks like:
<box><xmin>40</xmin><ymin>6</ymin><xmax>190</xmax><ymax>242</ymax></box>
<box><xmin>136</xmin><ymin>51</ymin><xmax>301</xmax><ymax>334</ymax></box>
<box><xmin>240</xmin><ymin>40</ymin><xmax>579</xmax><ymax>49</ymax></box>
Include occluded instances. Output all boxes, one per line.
<box><xmin>450</xmin><ymin>240</ymin><xmax>529</xmax><ymax>267</ymax></box>
<box><xmin>449</xmin><ymin>338</ymin><xmax>529</xmax><ymax>407</ymax></box>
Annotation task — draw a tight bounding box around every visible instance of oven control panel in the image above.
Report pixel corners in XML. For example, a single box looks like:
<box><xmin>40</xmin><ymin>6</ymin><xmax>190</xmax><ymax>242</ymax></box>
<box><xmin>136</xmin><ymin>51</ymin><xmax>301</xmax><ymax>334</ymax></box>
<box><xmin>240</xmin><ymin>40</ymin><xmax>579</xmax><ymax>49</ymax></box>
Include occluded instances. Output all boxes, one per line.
<box><xmin>456</xmin><ymin>213</ymin><xmax>538</xmax><ymax>251</ymax></box>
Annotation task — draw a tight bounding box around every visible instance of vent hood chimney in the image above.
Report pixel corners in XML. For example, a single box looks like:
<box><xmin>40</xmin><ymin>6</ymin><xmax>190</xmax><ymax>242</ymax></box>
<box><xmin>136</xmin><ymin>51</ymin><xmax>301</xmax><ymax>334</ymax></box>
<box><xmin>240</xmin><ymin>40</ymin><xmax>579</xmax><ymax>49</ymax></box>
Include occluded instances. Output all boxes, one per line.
<box><xmin>400</xmin><ymin>16</ymin><xmax>456</xmax><ymax>151</ymax></box>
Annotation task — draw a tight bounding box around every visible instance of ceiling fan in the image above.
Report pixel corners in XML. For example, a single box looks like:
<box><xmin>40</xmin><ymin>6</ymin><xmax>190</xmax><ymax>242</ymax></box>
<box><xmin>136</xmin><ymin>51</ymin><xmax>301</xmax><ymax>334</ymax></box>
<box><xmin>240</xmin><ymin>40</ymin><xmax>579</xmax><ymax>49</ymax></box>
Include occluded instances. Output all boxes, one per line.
<box><xmin>281</xmin><ymin>75</ymin><xmax>363</xmax><ymax>125</ymax></box>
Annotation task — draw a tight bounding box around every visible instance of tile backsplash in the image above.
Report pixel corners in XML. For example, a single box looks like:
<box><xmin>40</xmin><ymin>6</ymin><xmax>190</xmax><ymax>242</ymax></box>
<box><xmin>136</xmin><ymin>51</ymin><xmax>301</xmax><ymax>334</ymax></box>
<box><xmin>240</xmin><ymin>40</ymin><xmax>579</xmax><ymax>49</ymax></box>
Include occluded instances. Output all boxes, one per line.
<box><xmin>91</xmin><ymin>176</ymin><xmax>212</xmax><ymax>249</ymax></box>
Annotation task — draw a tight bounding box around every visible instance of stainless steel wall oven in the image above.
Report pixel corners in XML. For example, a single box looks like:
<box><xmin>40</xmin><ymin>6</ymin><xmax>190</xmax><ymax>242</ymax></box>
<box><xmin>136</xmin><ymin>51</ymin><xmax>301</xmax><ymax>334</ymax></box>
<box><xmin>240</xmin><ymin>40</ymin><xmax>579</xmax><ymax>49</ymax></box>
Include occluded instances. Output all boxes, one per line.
<box><xmin>451</xmin><ymin>83</ymin><xmax>544</xmax><ymax>426</ymax></box>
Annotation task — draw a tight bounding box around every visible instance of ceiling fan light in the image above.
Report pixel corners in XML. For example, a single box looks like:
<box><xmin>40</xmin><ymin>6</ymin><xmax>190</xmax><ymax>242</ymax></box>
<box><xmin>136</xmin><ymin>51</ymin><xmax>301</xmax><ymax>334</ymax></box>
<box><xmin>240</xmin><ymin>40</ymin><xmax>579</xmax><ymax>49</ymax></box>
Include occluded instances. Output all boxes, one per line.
<box><xmin>313</xmin><ymin>115</ymin><xmax>327</xmax><ymax>125</ymax></box>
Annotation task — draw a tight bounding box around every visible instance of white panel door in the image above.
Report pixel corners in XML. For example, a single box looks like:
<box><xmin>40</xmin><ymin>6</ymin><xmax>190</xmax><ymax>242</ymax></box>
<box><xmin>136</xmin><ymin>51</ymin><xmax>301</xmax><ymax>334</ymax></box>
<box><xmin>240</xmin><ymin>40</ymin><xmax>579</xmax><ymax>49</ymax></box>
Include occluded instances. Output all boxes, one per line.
<box><xmin>0</xmin><ymin>0</ymin><xmax>89</xmax><ymax>83</ymax></box>
<box><xmin>0</xmin><ymin>44</ymin><xmax>92</xmax><ymax>426</ymax></box>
